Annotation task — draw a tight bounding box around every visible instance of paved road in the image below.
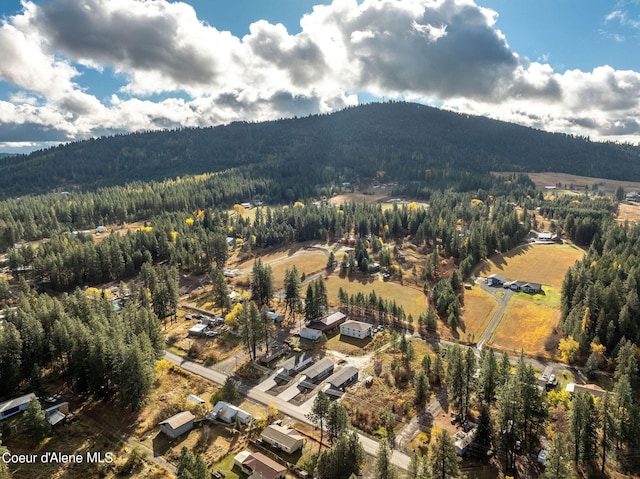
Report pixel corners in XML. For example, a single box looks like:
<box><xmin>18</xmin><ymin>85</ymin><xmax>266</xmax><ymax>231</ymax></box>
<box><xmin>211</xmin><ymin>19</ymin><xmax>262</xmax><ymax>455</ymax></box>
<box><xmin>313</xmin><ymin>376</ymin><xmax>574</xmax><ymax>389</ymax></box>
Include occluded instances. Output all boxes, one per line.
<box><xmin>476</xmin><ymin>281</ymin><xmax>514</xmax><ymax>350</ymax></box>
<box><xmin>163</xmin><ymin>351</ymin><xmax>411</xmax><ymax>470</ymax></box>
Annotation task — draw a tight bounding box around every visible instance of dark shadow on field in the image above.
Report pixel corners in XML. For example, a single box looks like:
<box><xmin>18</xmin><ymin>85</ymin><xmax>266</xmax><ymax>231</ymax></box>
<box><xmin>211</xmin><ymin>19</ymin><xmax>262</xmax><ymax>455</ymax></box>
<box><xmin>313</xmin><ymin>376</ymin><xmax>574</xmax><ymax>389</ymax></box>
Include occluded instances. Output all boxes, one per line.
<box><xmin>152</xmin><ymin>432</ymin><xmax>173</xmax><ymax>456</ymax></box>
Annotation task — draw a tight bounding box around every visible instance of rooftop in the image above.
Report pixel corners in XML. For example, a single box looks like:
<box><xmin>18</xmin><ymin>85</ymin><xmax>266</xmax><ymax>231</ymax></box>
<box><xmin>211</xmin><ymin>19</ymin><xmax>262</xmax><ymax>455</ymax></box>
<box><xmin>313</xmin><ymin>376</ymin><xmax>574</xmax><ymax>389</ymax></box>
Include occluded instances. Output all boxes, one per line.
<box><xmin>159</xmin><ymin>411</ymin><xmax>195</xmax><ymax>429</ymax></box>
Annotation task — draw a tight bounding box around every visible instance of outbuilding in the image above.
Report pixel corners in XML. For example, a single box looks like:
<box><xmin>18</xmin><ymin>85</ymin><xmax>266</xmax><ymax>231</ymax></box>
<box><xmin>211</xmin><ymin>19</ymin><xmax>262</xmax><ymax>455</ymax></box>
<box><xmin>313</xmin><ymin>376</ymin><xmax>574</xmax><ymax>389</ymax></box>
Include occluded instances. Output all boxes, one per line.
<box><xmin>308</xmin><ymin>311</ymin><xmax>347</xmax><ymax>332</ymax></box>
<box><xmin>159</xmin><ymin>411</ymin><xmax>195</xmax><ymax>439</ymax></box>
<box><xmin>487</xmin><ymin>274</ymin><xmax>506</xmax><ymax>287</ymax></box>
<box><xmin>211</xmin><ymin>401</ymin><xmax>254</xmax><ymax>425</ymax></box>
<box><xmin>300</xmin><ymin>327</ymin><xmax>322</xmax><ymax>341</ymax></box>
<box><xmin>188</xmin><ymin>323</ymin><xmax>207</xmax><ymax>336</ymax></box>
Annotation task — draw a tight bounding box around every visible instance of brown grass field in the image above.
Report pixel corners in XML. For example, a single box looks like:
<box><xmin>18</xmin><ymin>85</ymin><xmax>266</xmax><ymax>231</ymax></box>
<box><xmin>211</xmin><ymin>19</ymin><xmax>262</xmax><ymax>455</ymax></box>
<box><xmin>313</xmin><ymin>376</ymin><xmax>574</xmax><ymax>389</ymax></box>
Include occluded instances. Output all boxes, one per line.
<box><xmin>494</xmin><ymin>171</ymin><xmax>640</xmax><ymax>194</ymax></box>
<box><xmin>324</xmin><ymin>273</ymin><xmax>428</xmax><ymax>319</ymax></box>
<box><xmin>230</xmin><ymin>244</ymin><xmax>330</xmax><ymax>290</ymax></box>
<box><xmin>487</xmin><ymin>296</ymin><xmax>560</xmax><ymax>359</ymax></box>
<box><xmin>617</xmin><ymin>202</ymin><xmax>640</xmax><ymax>223</ymax></box>
<box><xmin>460</xmin><ymin>287</ymin><xmax>499</xmax><ymax>341</ymax></box>
<box><xmin>476</xmin><ymin>243</ymin><xmax>584</xmax><ymax>288</ymax></box>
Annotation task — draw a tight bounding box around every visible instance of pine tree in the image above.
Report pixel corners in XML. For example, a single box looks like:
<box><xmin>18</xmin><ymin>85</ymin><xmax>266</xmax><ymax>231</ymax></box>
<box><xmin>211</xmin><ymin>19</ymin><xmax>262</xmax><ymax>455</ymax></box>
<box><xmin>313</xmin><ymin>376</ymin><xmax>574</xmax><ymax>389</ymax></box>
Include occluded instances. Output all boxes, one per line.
<box><xmin>374</xmin><ymin>440</ymin><xmax>398</xmax><ymax>479</ymax></box>
<box><xmin>210</xmin><ymin>267</ymin><xmax>231</xmax><ymax>314</ymax></box>
<box><xmin>542</xmin><ymin>433</ymin><xmax>571</xmax><ymax>479</ymax></box>
<box><xmin>429</xmin><ymin>429</ymin><xmax>460</xmax><ymax>479</ymax></box>
<box><xmin>307</xmin><ymin>391</ymin><xmax>330</xmax><ymax>453</ymax></box>
<box><xmin>473</xmin><ymin>404</ymin><xmax>493</xmax><ymax>455</ymax></box>
<box><xmin>23</xmin><ymin>398</ymin><xmax>51</xmax><ymax>442</ymax></box>
<box><xmin>326</xmin><ymin>401</ymin><xmax>350</xmax><ymax>445</ymax></box>
<box><xmin>176</xmin><ymin>447</ymin><xmax>208</xmax><ymax>479</ymax></box>
<box><xmin>478</xmin><ymin>348</ymin><xmax>498</xmax><ymax>405</ymax></box>
<box><xmin>283</xmin><ymin>266</ymin><xmax>301</xmax><ymax>319</ymax></box>
<box><xmin>414</xmin><ymin>369</ymin><xmax>430</xmax><ymax>406</ymax></box>
<box><xmin>599</xmin><ymin>392</ymin><xmax>616</xmax><ymax>473</ymax></box>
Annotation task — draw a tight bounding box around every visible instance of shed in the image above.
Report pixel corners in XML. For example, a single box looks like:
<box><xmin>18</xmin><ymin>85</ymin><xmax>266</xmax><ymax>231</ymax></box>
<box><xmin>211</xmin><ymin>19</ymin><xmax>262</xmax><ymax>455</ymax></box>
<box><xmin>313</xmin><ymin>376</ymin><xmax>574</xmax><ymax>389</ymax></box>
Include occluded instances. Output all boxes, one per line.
<box><xmin>0</xmin><ymin>393</ymin><xmax>36</xmax><ymax>421</ymax></box>
<box><xmin>187</xmin><ymin>394</ymin><xmax>206</xmax><ymax>405</ymax></box>
<box><xmin>327</xmin><ymin>366</ymin><xmax>359</xmax><ymax>391</ymax></box>
<box><xmin>340</xmin><ymin>320</ymin><xmax>372</xmax><ymax>339</ymax></box>
<box><xmin>159</xmin><ymin>411</ymin><xmax>195</xmax><ymax>439</ymax></box>
<box><xmin>300</xmin><ymin>327</ymin><xmax>322</xmax><ymax>341</ymax></box>
<box><xmin>188</xmin><ymin>323</ymin><xmax>207</xmax><ymax>336</ymax></box>
<box><xmin>261</xmin><ymin>424</ymin><xmax>305</xmax><ymax>453</ymax></box>
<box><xmin>303</xmin><ymin>358</ymin><xmax>334</xmax><ymax>383</ymax></box>
<box><xmin>279</xmin><ymin>352</ymin><xmax>313</xmax><ymax>375</ymax></box>
<box><xmin>521</xmin><ymin>282</ymin><xmax>543</xmax><ymax>294</ymax></box>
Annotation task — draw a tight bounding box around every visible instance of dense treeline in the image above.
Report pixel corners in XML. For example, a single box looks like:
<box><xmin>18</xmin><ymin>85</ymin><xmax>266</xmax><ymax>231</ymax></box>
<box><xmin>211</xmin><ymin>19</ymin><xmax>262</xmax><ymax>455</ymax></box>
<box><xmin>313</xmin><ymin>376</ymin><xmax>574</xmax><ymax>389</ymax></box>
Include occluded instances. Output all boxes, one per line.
<box><xmin>0</xmin><ymin>280</ymin><xmax>165</xmax><ymax>409</ymax></box>
<box><xmin>6</xmin><ymin>212</ymin><xmax>229</xmax><ymax>291</ymax></box>
<box><xmin>538</xmin><ymin>195</ymin><xmax>615</xmax><ymax>245</ymax></box>
<box><xmin>561</xmin><ymin>221</ymin><xmax>640</xmax><ymax>354</ymax></box>
<box><xmin>1</xmin><ymin>102</ymin><xmax>639</xmax><ymax>199</ymax></box>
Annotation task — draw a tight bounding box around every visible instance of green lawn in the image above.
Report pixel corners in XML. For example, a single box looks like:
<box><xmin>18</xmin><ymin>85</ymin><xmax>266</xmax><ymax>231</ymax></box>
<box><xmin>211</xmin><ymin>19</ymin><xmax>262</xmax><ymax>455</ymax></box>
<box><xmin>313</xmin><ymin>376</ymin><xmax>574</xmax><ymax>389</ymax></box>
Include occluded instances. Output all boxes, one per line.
<box><xmin>514</xmin><ymin>286</ymin><xmax>561</xmax><ymax>308</ymax></box>
<box><xmin>212</xmin><ymin>452</ymin><xmax>242</xmax><ymax>479</ymax></box>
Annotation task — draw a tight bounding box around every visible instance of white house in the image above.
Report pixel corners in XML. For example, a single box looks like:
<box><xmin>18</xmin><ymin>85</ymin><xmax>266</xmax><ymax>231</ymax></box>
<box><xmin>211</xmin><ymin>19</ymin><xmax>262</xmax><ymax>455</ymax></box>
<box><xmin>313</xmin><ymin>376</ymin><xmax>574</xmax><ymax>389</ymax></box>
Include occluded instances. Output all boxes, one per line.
<box><xmin>210</xmin><ymin>401</ymin><xmax>254</xmax><ymax>425</ymax></box>
<box><xmin>340</xmin><ymin>320</ymin><xmax>372</xmax><ymax>339</ymax></box>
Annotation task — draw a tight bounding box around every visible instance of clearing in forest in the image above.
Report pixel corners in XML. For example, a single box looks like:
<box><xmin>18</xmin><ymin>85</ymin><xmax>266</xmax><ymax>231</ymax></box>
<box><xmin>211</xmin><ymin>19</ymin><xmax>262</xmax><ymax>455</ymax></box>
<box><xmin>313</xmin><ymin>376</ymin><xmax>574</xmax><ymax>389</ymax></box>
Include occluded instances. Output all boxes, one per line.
<box><xmin>476</xmin><ymin>243</ymin><xmax>584</xmax><ymax>288</ymax></box>
<box><xmin>325</xmin><ymin>274</ymin><xmax>428</xmax><ymax>320</ymax></box>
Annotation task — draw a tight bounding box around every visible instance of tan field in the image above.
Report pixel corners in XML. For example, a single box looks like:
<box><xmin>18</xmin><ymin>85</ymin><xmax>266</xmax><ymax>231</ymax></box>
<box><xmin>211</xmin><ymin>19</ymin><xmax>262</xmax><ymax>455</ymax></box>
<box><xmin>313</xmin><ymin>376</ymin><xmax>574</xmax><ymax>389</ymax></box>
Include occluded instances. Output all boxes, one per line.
<box><xmin>231</xmin><ymin>244</ymin><xmax>330</xmax><ymax>290</ymax></box>
<box><xmin>617</xmin><ymin>202</ymin><xmax>640</xmax><ymax>223</ymax></box>
<box><xmin>325</xmin><ymin>274</ymin><xmax>428</xmax><ymax>319</ymax></box>
<box><xmin>476</xmin><ymin>243</ymin><xmax>584</xmax><ymax>288</ymax></box>
<box><xmin>460</xmin><ymin>287</ymin><xmax>499</xmax><ymax>341</ymax></box>
<box><xmin>487</xmin><ymin>296</ymin><xmax>560</xmax><ymax>359</ymax></box>
<box><xmin>494</xmin><ymin>171</ymin><xmax>640</xmax><ymax>194</ymax></box>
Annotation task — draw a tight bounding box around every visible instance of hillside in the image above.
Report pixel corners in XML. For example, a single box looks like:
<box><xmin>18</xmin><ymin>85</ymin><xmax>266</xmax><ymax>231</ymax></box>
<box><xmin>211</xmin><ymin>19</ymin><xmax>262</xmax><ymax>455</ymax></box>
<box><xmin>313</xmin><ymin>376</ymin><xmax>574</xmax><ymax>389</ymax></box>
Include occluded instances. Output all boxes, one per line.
<box><xmin>1</xmin><ymin>102</ymin><xmax>639</xmax><ymax>198</ymax></box>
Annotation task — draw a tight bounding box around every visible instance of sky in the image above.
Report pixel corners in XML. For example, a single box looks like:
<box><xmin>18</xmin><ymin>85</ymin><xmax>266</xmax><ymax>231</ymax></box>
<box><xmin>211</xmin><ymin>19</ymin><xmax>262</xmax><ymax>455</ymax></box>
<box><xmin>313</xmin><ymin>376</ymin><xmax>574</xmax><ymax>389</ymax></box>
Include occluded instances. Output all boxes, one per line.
<box><xmin>0</xmin><ymin>0</ymin><xmax>639</xmax><ymax>154</ymax></box>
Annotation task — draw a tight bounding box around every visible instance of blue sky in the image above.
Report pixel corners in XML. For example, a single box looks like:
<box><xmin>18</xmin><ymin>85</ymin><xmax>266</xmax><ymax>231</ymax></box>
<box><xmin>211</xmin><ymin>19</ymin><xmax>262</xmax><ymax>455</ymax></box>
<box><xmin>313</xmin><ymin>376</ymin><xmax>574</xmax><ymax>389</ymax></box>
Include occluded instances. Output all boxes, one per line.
<box><xmin>0</xmin><ymin>0</ymin><xmax>639</xmax><ymax>153</ymax></box>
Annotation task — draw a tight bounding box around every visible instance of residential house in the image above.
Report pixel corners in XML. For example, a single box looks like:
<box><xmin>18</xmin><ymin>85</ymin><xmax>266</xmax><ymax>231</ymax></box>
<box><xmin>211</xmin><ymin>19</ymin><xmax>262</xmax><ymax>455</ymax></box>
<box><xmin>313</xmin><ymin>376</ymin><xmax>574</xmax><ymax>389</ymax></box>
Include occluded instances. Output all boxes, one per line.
<box><xmin>302</xmin><ymin>358</ymin><xmax>334</xmax><ymax>383</ymax></box>
<box><xmin>234</xmin><ymin>451</ymin><xmax>287</xmax><ymax>479</ymax></box>
<box><xmin>0</xmin><ymin>393</ymin><xmax>36</xmax><ymax>421</ymax></box>
<box><xmin>565</xmin><ymin>383</ymin><xmax>606</xmax><ymax>399</ymax></box>
<box><xmin>487</xmin><ymin>274</ymin><xmax>506</xmax><ymax>287</ymax></box>
<box><xmin>327</xmin><ymin>366</ymin><xmax>359</xmax><ymax>391</ymax></box>
<box><xmin>339</xmin><ymin>320</ymin><xmax>372</xmax><ymax>339</ymax></box>
<box><xmin>260</xmin><ymin>424</ymin><xmax>305</xmax><ymax>453</ymax></box>
<box><xmin>210</xmin><ymin>401</ymin><xmax>254</xmax><ymax>425</ymax></box>
<box><xmin>279</xmin><ymin>352</ymin><xmax>313</xmax><ymax>376</ymax></box>
<box><xmin>159</xmin><ymin>411</ymin><xmax>195</xmax><ymax>439</ymax></box>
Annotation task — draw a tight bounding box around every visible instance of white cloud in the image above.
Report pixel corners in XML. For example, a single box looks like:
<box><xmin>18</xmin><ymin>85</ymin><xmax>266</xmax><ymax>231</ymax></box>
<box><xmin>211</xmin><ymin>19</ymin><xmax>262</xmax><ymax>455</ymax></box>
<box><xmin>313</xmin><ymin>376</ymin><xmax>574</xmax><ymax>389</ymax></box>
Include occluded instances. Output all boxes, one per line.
<box><xmin>0</xmin><ymin>0</ymin><xmax>639</xmax><ymax>150</ymax></box>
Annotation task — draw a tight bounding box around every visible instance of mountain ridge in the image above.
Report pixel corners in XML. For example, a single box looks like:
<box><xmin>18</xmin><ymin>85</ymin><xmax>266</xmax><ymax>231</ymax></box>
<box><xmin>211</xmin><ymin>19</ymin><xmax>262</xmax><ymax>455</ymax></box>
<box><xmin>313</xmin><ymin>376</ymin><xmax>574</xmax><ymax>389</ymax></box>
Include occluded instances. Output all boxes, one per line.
<box><xmin>0</xmin><ymin>102</ymin><xmax>638</xmax><ymax>199</ymax></box>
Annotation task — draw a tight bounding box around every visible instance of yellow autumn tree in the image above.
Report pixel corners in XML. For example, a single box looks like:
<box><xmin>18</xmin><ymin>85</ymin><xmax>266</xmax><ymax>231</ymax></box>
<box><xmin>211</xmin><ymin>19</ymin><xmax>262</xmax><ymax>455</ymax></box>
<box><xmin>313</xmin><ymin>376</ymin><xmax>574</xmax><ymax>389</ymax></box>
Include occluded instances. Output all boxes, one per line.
<box><xmin>558</xmin><ymin>336</ymin><xmax>579</xmax><ymax>364</ymax></box>
<box><xmin>294</xmin><ymin>201</ymin><xmax>305</xmax><ymax>208</ymax></box>
<box><xmin>233</xmin><ymin>204</ymin><xmax>245</xmax><ymax>214</ymax></box>
<box><xmin>185</xmin><ymin>217</ymin><xmax>194</xmax><ymax>227</ymax></box>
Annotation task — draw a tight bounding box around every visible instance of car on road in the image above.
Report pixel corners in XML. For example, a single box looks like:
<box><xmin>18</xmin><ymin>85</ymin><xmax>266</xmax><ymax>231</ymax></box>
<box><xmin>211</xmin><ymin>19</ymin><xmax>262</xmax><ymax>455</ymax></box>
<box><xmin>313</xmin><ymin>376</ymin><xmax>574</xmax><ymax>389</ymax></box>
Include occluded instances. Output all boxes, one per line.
<box><xmin>204</xmin><ymin>331</ymin><xmax>218</xmax><ymax>338</ymax></box>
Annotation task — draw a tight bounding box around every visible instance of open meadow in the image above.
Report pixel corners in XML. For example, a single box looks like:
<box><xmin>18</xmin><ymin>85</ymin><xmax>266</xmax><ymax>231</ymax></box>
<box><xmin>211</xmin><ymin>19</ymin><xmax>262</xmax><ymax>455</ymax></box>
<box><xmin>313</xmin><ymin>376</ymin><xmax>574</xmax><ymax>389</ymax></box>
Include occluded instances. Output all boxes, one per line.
<box><xmin>325</xmin><ymin>273</ymin><xmax>428</xmax><ymax>319</ymax></box>
<box><xmin>486</xmin><ymin>293</ymin><xmax>561</xmax><ymax>359</ymax></box>
<box><xmin>494</xmin><ymin>171</ymin><xmax>640</xmax><ymax>194</ymax></box>
<box><xmin>476</xmin><ymin>243</ymin><xmax>584</xmax><ymax>288</ymax></box>
<box><xmin>230</xmin><ymin>243</ymin><xmax>330</xmax><ymax>290</ymax></box>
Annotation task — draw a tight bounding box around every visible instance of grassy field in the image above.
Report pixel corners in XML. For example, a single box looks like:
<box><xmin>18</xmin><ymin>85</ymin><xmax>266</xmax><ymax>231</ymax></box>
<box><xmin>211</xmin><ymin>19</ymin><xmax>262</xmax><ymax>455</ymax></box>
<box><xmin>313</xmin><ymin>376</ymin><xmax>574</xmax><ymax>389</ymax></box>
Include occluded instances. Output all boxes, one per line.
<box><xmin>231</xmin><ymin>244</ymin><xmax>330</xmax><ymax>290</ymax></box>
<box><xmin>460</xmin><ymin>287</ymin><xmax>499</xmax><ymax>341</ymax></box>
<box><xmin>476</xmin><ymin>243</ymin><xmax>584</xmax><ymax>288</ymax></box>
<box><xmin>494</xmin><ymin>171</ymin><xmax>640</xmax><ymax>194</ymax></box>
<box><xmin>487</xmin><ymin>295</ymin><xmax>560</xmax><ymax>359</ymax></box>
<box><xmin>324</xmin><ymin>273</ymin><xmax>428</xmax><ymax>319</ymax></box>
<box><xmin>617</xmin><ymin>202</ymin><xmax>640</xmax><ymax>223</ymax></box>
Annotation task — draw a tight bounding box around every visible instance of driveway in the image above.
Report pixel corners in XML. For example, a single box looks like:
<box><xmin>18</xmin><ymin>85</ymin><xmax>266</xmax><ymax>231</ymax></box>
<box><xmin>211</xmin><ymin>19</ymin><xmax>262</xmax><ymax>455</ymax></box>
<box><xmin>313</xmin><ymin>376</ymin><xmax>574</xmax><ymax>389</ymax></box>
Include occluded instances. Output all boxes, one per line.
<box><xmin>476</xmin><ymin>279</ymin><xmax>514</xmax><ymax>350</ymax></box>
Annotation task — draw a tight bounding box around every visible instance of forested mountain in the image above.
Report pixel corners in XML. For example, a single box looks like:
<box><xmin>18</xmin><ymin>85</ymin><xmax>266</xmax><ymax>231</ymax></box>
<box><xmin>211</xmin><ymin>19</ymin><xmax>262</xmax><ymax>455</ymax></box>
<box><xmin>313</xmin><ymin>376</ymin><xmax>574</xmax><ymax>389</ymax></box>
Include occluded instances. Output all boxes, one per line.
<box><xmin>1</xmin><ymin>102</ymin><xmax>639</xmax><ymax>198</ymax></box>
